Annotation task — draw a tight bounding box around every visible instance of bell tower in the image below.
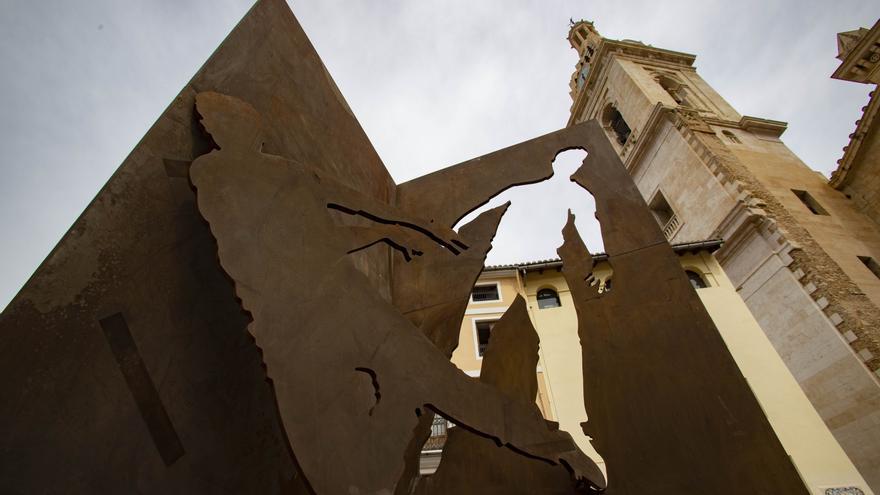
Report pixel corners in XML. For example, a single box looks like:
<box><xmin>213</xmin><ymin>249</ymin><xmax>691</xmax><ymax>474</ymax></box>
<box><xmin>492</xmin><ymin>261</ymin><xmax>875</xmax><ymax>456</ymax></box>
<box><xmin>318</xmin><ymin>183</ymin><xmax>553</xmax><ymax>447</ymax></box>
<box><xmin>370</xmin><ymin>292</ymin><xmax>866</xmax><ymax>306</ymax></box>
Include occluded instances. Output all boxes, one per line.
<box><xmin>567</xmin><ymin>20</ymin><xmax>743</xmax><ymax>165</ymax></box>
<box><xmin>567</xmin><ymin>20</ymin><xmax>602</xmax><ymax>100</ymax></box>
<box><xmin>564</xmin><ymin>20</ymin><xmax>880</xmax><ymax>492</ymax></box>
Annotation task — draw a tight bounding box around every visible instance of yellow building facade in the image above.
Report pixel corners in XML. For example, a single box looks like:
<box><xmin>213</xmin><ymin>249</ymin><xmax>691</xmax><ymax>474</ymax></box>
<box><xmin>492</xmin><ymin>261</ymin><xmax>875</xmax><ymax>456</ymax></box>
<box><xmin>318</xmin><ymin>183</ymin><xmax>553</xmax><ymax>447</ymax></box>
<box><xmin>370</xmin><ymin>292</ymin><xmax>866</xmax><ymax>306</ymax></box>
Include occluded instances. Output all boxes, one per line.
<box><xmin>424</xmin><ymin>243</ymin><xmax>871</xmax><ymax>494</ymax></box>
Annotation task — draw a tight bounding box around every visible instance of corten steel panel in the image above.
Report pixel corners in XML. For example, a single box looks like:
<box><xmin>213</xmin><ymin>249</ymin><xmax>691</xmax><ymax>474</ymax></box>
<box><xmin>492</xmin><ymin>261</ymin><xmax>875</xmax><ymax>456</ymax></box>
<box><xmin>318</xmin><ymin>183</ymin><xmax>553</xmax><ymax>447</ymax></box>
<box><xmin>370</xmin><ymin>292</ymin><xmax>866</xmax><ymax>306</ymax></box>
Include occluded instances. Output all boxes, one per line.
<box><xmin>0</xmin><ymin>0</ymin><xmax>391</xmax><ymax>492</ymax></box>
<box><xmin>389</xmin><ymin>204</ymin><xmax>511</xmax><ymax>494</ymax></box>
<box><xmin>389</xmin><ymin>113</ymin><xmax>591</xmax><ymax>495</ymax></box>
<box><xmin>0</xmin><ymin>0</ymin><xmax>811</xmax><ymax>491</ymax></box>
<box><xmin>415</xmin><ymin>296</ymin><xmax>577</xmax><ymax>495</ymax></box>
<box><xmin>393</xmin><ymin>119</ymin><xmax>808</xmax><ymax>494</ymax></box>
<box><xmin>556</xmin><ymin>120</ymin><xmax>808</xmax><ymax>494</ymax></box>
<box><xmin>188</xmin><ymin>91</ymin><xmax>604</xmax><ymax>495</ymax></box>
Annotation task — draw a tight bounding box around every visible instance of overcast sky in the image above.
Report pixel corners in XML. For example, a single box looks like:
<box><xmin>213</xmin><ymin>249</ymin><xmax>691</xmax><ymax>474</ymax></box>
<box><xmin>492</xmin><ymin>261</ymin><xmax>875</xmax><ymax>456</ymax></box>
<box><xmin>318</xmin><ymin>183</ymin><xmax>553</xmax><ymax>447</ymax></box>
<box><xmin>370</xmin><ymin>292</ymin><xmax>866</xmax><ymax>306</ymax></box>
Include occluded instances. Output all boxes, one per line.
<box><xmin>1</xmin><ymin>0</ymin><xmax>878</xmax><ymax>310</ymax></box>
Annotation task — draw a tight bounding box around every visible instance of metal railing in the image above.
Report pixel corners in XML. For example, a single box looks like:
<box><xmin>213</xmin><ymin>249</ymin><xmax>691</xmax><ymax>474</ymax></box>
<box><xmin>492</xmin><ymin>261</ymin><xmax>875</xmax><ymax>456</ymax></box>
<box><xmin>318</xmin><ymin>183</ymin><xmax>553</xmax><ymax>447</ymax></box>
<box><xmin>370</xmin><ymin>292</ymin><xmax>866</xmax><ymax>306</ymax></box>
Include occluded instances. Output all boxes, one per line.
<box><xmin>422</xmin><ymin>415</ymin><xmax>448</xmax><ymax>451</ymax></box>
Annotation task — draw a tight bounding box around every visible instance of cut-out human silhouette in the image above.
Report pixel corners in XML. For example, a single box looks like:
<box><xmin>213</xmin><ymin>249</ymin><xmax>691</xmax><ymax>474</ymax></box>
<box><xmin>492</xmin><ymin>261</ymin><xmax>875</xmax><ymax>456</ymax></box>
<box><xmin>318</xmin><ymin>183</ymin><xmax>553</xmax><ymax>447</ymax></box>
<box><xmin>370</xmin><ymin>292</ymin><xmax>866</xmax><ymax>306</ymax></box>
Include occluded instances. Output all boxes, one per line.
<box><xmin>189</xmin><ymin>91</ymin><xmax>606</xmax><ymax>495</ymax></box>
<box><xmin>415</xmin><ymin>296</ymin><xmax>578</xmax><ymax>495</ymax></box>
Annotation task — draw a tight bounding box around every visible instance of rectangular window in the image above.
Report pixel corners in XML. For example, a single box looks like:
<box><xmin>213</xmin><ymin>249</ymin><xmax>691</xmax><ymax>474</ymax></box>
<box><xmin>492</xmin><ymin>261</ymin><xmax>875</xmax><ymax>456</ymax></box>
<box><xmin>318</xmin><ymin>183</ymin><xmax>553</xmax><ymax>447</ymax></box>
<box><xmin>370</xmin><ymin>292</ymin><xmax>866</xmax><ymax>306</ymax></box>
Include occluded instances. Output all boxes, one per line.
<box><xmin>791</xmin><ymin>189</ymin><xmax>829</xmax><ymax>216</ymax></box>
<box><xmin>475</xmin><ymin>320</ymin><xmax>498</xmax><ymax>356</ymax></box>
<box><xmin>859</xmin><ymin>256</ymin><xmax>880</xmax><ymax>279</ymax></box>
<box><xmin>470</xmin><ymin>283</ymin><xmax>500</xmax><ymax>302</ymax></box>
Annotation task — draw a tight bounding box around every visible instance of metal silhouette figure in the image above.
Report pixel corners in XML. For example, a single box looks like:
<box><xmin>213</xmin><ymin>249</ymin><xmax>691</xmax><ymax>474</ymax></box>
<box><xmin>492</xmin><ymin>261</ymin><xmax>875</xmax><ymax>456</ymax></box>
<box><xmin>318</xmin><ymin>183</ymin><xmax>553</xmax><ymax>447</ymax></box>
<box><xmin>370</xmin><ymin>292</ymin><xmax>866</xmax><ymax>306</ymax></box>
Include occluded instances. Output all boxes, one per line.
<box><xmin>189</xmin><ymin>91</ymin><xmax>605</xmax><ymax>495</ymax></box>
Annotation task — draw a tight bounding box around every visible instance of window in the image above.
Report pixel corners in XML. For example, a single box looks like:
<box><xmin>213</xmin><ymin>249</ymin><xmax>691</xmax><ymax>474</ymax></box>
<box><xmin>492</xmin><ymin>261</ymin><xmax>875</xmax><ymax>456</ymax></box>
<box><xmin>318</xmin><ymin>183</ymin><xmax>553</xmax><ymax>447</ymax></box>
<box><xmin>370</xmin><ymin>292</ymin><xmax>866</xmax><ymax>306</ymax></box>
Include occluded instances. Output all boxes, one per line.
<box><xmin>601</xmin><ymin>103</ymin><xmax>631</xmax><ymax>145</ymax></box>
<box><xmin>656</xmin><ymin>74</ymin><xmax>690</xmax><ymax>106</ymax></box>
<box><xmin>648</xmin><ymin>190</ymin><xmax>679</xmax><ymax>239</ymax></box>
<box><xmin>649</xmin><ymin>191</ymin><xmax>674</xmax><ymax>226</ymax></box>
<box><xmin>859</xmin><ymin>256</ymin><xmax>880</xmax><ymax>279</ymax></box>
<box><xmin>610</xmin><ymin>110</ymin><xmax>631</xmax><ymax>144</ymax></box>
<box><xmin>722</xmin><ymin>130</ymin><xmax>741</xmax><ymax>144</ymax></box>
<box><xmin>791</xmin><ymin>189</ymin><xmax>829</xmax><ymax>216</ymax></box>
<box><xmin>470</xmin><ymin>283</ymin><xmax>500</xmax><ymax>302</ymax></box>
<box><xmin>686</xmin><ymin>270</ymin><xmax>707</xmax><ymax>289</ymax></box>
<box><xmin>537</xmin><ymin>288</ymin><xmax>561</xmax><ymax>309</ymax></box>
<box><xmin>577</xmin><ymin>64</ymin><xmax>590</xmax><ymax>89</ymax></box>
<box><xmin>475</xmin><ymin>320</ymin><xmax>498</xmax><ymax>356</ymax></box>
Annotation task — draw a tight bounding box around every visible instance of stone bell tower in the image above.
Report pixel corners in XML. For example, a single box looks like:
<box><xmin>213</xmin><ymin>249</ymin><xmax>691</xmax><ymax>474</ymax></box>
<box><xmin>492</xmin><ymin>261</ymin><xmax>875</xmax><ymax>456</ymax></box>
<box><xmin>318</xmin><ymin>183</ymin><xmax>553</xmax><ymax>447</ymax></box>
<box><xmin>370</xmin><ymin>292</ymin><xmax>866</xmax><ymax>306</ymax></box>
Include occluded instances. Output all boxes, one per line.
<box><xmin>566</xmin><ymin>19</ymin><xmax>880</xmax><ymax>492</ymax></box>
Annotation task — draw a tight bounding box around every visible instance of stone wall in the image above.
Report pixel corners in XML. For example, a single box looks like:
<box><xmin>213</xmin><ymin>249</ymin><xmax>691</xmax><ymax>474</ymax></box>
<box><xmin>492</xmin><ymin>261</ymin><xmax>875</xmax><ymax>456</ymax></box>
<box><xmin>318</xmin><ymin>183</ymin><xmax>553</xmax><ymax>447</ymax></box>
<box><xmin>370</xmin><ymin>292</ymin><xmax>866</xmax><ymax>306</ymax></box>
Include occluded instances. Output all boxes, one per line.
<box><xmin>686</xmin><ymin>117</ymin><xmax>880</xmax><ymax>489</ymax></box>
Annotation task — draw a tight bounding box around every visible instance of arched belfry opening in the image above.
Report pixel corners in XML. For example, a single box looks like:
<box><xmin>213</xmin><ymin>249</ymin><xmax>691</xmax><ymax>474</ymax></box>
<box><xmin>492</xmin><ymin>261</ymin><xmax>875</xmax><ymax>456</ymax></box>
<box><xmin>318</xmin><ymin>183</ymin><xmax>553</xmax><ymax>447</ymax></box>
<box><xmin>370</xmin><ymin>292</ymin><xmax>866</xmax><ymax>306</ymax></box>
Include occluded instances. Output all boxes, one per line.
<box><xmin>655</xmin><ymin>74</ymin><xmax>692</xmax><ymax>107</ymax></box>
<box><xmin>600</xmin><ymin>103</ymin><xmax>631</xmax><ymax>146</ymax></box>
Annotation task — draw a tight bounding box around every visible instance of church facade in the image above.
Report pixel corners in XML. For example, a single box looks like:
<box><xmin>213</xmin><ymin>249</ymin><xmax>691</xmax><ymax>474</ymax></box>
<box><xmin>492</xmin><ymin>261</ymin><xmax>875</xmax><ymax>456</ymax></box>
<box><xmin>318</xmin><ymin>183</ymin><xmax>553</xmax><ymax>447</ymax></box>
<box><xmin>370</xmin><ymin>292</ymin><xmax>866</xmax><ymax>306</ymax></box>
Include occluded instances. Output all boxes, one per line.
<box><xmin>565</xmin><ymin>19</ymin><xmax>880</xmax><ymax>491</ymax></box>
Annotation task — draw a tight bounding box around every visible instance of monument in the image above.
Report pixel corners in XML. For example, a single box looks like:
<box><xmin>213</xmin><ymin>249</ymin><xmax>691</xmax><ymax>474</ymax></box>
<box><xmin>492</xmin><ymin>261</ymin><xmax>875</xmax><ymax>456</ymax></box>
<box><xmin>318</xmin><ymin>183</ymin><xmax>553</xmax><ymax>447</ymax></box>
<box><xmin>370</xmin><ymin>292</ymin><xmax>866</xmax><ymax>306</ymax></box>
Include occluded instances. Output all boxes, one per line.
<box><xmin>0</xmin><ymin>1</ymin><xmax>809</xmax><ymax>493</ymax></box>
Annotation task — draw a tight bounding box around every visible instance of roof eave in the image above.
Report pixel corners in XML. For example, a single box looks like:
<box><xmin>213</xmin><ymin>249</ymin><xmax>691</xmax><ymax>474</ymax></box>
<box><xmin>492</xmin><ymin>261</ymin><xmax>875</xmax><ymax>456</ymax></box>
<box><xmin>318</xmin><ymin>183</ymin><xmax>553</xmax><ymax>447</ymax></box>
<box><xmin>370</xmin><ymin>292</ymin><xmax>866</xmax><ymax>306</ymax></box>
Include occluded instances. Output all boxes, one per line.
<box><xmin>483</xmin><ymin>239</ymin><xmax>724</xmax><ymax>273</ymax></box>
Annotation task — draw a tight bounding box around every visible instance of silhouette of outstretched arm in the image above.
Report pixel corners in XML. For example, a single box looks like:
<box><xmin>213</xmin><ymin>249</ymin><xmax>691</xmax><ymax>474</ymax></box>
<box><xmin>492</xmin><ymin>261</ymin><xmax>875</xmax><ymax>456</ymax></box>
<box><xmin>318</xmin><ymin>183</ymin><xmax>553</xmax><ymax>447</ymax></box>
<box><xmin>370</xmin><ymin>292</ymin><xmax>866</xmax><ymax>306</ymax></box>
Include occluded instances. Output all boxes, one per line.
<box><xmin>318</xmin><ymin>173</ymin><xmax>469</xmax><ymax>254</ymax></box>
<box><xmin>343</xmin><ymin>224</ymin><xmax>434</xmax><ymax>261</ymax></box>
<box><xmin>396</xmin><ymin>128</ymin><xmax>593</xmax><ymax>228</ymax></box>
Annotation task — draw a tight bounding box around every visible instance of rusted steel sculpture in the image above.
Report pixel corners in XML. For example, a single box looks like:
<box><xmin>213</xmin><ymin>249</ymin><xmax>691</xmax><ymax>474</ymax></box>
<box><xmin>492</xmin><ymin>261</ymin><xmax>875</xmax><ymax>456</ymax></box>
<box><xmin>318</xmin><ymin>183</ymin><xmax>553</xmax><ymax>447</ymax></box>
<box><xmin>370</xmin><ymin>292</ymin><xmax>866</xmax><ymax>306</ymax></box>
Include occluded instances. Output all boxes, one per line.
<box><xmin>0</xmin><ymin>0</ymin><xmax>809</xmax><ymax>493</ymax></box>
<box><xmin>189</xmin><ymin>91</ymin><xmax>603</xmax><ymax>494</ymax></box>
<box><xmin>555</xmin><ymin>131</ymin><xmax>809</xmax><ymax>494</ymax></box>
<box><xmin>415</xmin><ymin>296</ymin><xmax>576</xmax><ymax>495</ymax></box>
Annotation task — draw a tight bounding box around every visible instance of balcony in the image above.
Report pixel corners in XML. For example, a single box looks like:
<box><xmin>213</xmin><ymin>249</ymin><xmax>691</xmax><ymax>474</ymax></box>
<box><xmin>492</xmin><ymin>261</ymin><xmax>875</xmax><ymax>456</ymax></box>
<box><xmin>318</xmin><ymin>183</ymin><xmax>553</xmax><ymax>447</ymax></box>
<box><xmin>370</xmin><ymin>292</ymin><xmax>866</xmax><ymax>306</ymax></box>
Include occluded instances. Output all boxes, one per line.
<box><xmin>422</xmin><ymin>415</ymin><xmax>448</xmax><ymax>451</ymax></box>
<box><xmin>662</xmin><ymin>214</ymin><xmax>681</xmax><ymax>240</ymax></box>
<box><xmin>419</xmin><ymin>415</ymin><xmax>450</xmax><ymax>475</ymax></box>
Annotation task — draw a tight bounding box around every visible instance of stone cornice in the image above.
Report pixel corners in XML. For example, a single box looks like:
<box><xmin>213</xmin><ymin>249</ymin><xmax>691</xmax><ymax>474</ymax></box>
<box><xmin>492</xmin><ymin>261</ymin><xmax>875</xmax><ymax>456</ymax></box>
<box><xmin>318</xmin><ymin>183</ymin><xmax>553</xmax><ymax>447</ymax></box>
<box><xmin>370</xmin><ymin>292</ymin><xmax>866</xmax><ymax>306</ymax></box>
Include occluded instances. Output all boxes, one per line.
<box><xmin>604</xmin><ymin>40</ymin><xmax>696</xmax><ymax>67</ymax></box>
<box><xmin>832</xmin><ymin>19</ymin><xmax>880</xmax><ymax>84</ymax></box>
<box><xmin>739</xmin><ymin>116</ymin><xmax>788</xmax><ymax>138</ymax></box>
<box><xmin>830</xmin><ymin>88</ymin><xmax>880</xmax><ymax>189</ymax></box>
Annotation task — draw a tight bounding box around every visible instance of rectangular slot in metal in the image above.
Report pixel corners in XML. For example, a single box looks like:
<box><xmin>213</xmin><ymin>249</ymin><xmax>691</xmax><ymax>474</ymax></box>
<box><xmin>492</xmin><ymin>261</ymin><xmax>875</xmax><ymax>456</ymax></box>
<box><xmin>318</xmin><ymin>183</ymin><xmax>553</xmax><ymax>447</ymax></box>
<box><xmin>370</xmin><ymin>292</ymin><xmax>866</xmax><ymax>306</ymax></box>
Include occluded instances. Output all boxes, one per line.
<box><xmin>99</xmin><ymin>312</ymin><xmax>184</xmax><ymax>466</ymax></box>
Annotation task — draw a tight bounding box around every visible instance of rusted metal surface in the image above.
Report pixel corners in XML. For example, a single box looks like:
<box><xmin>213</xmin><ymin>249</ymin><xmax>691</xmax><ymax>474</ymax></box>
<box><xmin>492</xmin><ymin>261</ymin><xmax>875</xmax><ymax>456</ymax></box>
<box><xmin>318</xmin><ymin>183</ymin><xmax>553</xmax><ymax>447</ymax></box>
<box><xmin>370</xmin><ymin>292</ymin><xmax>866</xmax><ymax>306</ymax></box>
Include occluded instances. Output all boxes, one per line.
<box><xmin>189</xmin><ymin>91</ymin><xmax>604</xmax><ymax>494</ymax></box>
<box><xmin>415</xmin><ymin>296</ymin><xmax>577</xmax><ymax>495</ymax></box>
<box><xmin>0</xmin><ymin>0</ymin><xmax>330</xmax><ymax>492</ymax></box>
<box><xmin>556</xmin><ymin>120</ymin><xmax>809</xmax><ymax>494</ymax></box>
<box><xmin>98</xmin><ymin>312</ymin><xmax>184</xmax><ymax>466</ymax></box>
<box><xmin>391</xmin><ymin>203</ymin><xmax>511</xmax><ymax>494</ymax></box>
<box><xmin>0</xmin><ymin>0</ymin><xmax>809</xmax><ymax>493</ymax></box>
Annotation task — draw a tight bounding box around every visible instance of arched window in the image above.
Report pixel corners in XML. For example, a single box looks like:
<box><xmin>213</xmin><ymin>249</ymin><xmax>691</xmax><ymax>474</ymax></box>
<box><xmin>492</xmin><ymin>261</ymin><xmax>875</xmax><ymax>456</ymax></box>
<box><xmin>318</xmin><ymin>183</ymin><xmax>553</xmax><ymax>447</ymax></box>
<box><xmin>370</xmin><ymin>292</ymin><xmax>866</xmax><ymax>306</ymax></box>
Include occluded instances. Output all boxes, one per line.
<box><xmin>601</xmin><ymin>103</ymin><xmax>631</xmax><ymax>145</ymax></box>
<box><xmin>537</xmin><ymin>288</ymin><xmax>561</xmax><ymax>309</ymax></box>
<box><xmin>685</xmin><ymin>270</ymin><xmax>707</xmax><ymax>289</ymax></box>
<box><xmin>722</xmin><ymin>130</ymin><xmax>741</xmax><ymax>144</ymax></box>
